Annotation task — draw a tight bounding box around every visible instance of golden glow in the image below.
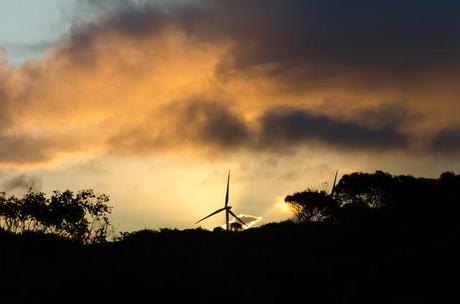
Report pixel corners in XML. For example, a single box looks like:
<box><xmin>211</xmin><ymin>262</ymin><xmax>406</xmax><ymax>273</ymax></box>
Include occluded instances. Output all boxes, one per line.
<box><xmin>274</xmin><ymin>198</ymin><xmax>292</xmax><ymax>214</ymax></box>
<box><xmin>1</xmin><ymin>11</ymin><xmax>459</xmax><ymax>231</ymax></box>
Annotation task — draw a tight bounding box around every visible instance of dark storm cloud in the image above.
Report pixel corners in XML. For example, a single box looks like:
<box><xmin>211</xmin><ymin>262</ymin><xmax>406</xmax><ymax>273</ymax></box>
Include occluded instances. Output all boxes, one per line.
<box><xmin>353</xmin><ymin>103</ymin><xmax>416</xmax><ymax>130</ymax></box>
<box><xmin>72</xmin><ymin>0</ymin><xmax>460</xmax><ymax>85</ymax></box>
<box><xmin>63</xmin><ymin>1</ymin><xmax>185</xmax><ymax>65</ymax></box>
<box><xmin>110</xmin><ymin>100</ymin><xmax>410</xmax><ymax>154</ymax></box>
<box><xmin>259</xmin><ymin>108</ymin><xmax>409</xmax><ymax>151</ymax></box>
<box><xmin>180</xmin><ymin>101</ymin><xmax>251</xmax><ymax>147</ymax></box>
<box><xmin>1</xmin><ymin>173</ymin><xmax>42</xmax><ymax>192</ymax></box>
<box><xmin>429</xmin><ymin>128</ymin><xmax>460</xmax><ymax>154</ymax></box>
<box><xmin>109</xmin><ymin>100</ymin><xmax>251</xmax><ymax>154</ymax></box>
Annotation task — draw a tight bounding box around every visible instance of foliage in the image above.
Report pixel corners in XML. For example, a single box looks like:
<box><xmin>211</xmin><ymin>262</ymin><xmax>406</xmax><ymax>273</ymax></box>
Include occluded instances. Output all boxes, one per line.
<box><xmin>334</xmin><ymin>171</ymin><xmax>393</xmax><ymax>208</ymax></box>
<box><xmin>285</xmin><ymin>171</ymin><xmax>460</xmax><ymax>224</ymax></box>
<box><xmin>284</xmin><ymin>189</ymin><xmax>339</xmax><ymax>222</ymax></box>
<box><xmin>0</xmin><ymin>189</ymin><xmax>112</xmax><ymax>244</ymax></box>
<box><xmin>230</xmin><ymin>222</ymin><xmax>243</xmax><ymax>231</ymax></box>
<box><xmin>213</xmin><ymin>226</ymin><xmax>225</xmax><ymax>232</ymax></box>
<box><xmin>3</xmin><ymin>169</ymin><xmax>460</xmax><ymax>302</ymax></box>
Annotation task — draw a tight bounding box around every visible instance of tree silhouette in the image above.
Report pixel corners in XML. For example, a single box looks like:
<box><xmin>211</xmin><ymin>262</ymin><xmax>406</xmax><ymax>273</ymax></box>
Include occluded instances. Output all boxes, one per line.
<box><xmin>0</xmin><ymin>189</ymin><xmax>112</xmax><ymax>243</ymax></box>
<box><xmin>334</xmin><ymin>171</ymin><xmax>393</xmax><ymax>208</ymax></box>
<box><xmin>286</xmin><ymin>170</ymin><xmax>460</xmax><ymax>225</ymax></box>
<box><xmin>213</xmin><ymin>226</ymin><xmax>225</xmax><ymax>232</ymax></box>
<box><xmin>284</xmin><ymin>189</ymin><xmax>339</xmax><ymax>222</ymax></box>
<box><xmin>230</xmin><ymin>222</ymin><xmax>243</xmax><ymax>232</ymax></box>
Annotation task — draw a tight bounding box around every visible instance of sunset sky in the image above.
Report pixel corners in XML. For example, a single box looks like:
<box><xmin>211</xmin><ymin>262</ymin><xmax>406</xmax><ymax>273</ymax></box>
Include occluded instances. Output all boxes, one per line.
<box><xmin>1</xmin><ymin>0</ymin><xmax>460</xmax><ymax>231</ymax></box>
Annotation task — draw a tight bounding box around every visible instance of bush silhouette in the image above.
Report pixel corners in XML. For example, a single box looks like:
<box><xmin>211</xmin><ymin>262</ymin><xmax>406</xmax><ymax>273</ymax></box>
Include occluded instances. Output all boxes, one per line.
<box><xmin>213</xmin><ymin>226</ymin><xmax>225</xmax><ymax>232</ymax></box>
<box><xmin>284</xmin><ymin>189</ymin><xmax>339</xmax><ymax>222</ymax></box>
<box><xmin>286</xmin><ymin>171</ymin><xmax>460</xmax><ymax>225</ymax></box>
<box><xmin>0</xmin><ymin>189</ymin><xmax>112</xmax><ymax>243</ymax></box>
<box><xmin>230</xmin><ymin>222</ymin><xmax>243</xmax><ymax>231</ymax></box>
<box><xmin>1</xmin><ymin>170</ymin><xmax>459</xmax><ymax>302</ymax></box>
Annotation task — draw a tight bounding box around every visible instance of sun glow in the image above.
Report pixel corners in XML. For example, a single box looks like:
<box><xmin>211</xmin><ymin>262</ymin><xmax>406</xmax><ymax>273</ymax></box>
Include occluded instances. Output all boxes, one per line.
<box><xmin>2</xmin><ymin>0</ymin><xmax>460</xmax><ymax>233</ymax></box>
<box><xmin>274</xmin><ymin>198</ymin><xmax>292</xmax><ymax>214</ymax></box>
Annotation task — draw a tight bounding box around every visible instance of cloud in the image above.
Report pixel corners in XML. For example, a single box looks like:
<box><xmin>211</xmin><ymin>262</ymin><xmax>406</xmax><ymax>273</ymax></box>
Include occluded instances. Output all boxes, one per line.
<box><xmin>259</xmin><ymin>107</ymin><xmax>409</xmax><ymax>152</ymax></box>
<box><xmin>0</xmin><ymin>16</ymin><xmax>229</xmax><ymax>167</ymax></box>
<box><xmin>1</xmin><ymin>173</ymin><xmax>42</xmax><ymax>192</ymax></box>
<box><xmin>0</xmin><ymin>132</ymin><xmax>91</xmax><ymax>167</ymax></box>
<box><xmin>109</xmin><ymin>100</ymin><xmax>412</xmax><ymax>155</ymax></box>
<box><xmin>429</xmin><ymin>128</ymin><xmax>460</xmax><ymax>154</ymax></box>
<box><xmin>109</xmin><ymin>100</ymin><xmax>251</xmax><ymax>154</ymax></box>
<box><xmin>0</xmin><ymin>1</ymin><xmax>459</xmax><ymax>168</ymax></box>
<box><xmin>226</xmin><ymin>214</ymin><xmax>262</xmax><ymax>229</ymax></box>
<box><xmin>0</xmin><ymin>134</ymin><xmax>55</xmax><ymax>165</ymax></box>
<box><xmin>70</xmin><ymin>0</ymin><xmax>460</xmax><ymax>88</ymax></box>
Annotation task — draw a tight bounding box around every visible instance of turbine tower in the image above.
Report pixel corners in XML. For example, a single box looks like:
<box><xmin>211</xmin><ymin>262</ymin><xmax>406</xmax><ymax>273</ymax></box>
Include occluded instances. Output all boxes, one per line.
<box><xmin>195</xmin><ymin>171</ymin><xmax>247</xmax><ymax>230</ymax></box>
<box><xmin>330</xmin><ymin>169</ymin><xmax>339</xmax><ymax>198</ymax></box>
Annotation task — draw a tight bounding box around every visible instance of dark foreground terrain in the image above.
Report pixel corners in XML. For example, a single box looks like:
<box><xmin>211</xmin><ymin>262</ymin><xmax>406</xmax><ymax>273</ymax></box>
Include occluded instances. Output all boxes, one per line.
<box><xmin>2</xmin><ymin>171</ymin><xmax>460</xmax><ymax>303</ymax></box>
<box><xmin>0</xmin><ymin>219</ymin><xmax>459</xmax><ymax>303</ymax></box>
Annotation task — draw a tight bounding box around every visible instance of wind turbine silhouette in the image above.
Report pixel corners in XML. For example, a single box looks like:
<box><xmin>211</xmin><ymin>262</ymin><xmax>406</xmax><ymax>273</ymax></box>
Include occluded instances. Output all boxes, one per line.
<box><xmin>195</xmin><ymin>171</ymin><xmax>247</xmax><ymax>231</ymax></box>
<box><xmin>330</xmin><ymin>169</ymin><xmax>339</xmax><ymax>198</ymax></box>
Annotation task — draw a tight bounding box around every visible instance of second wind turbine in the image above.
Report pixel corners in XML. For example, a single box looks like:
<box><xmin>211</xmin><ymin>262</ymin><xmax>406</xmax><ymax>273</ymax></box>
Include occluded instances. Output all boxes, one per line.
<box><xmin>195</xmin><ymin>171</ymin><xmax>247</xmax><ymax>231</ymax></box>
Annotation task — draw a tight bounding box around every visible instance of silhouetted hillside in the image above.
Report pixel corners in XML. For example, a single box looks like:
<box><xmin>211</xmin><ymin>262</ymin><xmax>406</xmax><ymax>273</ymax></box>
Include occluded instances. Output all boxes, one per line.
<box><xmin>1</xmin><ymin>171</ymin><xmax>460</xmax><ymax>302</ymax></box>
<box><xmin>1</xmin><ymin>219</ymin><xmax>459</xmax><ymax>303</ymax></box>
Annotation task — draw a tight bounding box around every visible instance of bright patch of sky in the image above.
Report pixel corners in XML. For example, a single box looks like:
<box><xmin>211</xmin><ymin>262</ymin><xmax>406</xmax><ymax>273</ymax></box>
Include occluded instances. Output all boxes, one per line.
<box><xmin>0</xmin><ymin>0</ymin><xmax>78</xmax><ymax>64</ymax></box>
<box><xmin>0</xmin><ymin>0</ymin><xmax>199</xmax><ymax>64</ymax></box>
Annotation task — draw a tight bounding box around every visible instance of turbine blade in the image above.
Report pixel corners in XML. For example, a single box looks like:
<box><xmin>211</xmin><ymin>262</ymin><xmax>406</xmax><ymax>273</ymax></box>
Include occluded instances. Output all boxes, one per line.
<box><xmin>228</xmin><ymin>210</ymin><xmax>247</xmax><ymax>226</ymax></box>
<box><xmin>331</xmin><ymin>169</ymin><xmax>339</xmax><ymax>197</ymax></box>
<box><xmin>195</xmin><ymin>208</ymin><xmax>226</xmax><ymax>224</ymax></box>
<box><xmin>225</xmin><ymin>171</ymin><xmax>230</xmax><ymax>207</ymax></box>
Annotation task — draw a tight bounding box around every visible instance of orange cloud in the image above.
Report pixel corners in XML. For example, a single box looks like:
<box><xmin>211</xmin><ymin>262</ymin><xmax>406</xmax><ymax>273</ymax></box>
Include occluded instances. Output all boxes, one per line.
<box><xmin>1</xmin><ymin>1</ymin><xmax>460</xmax><ymax>169</ymax></box>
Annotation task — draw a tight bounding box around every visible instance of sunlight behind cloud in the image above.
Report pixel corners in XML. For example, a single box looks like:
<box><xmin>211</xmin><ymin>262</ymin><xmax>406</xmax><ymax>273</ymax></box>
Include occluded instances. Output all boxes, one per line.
<box><xmin>2</xmin><ymin>0</ymin><xmax>460</xmax><ymax>231</ymax></box>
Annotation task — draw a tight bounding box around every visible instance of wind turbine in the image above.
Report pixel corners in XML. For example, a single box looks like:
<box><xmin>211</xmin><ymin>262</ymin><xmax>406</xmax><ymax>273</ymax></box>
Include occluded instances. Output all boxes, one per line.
<box><xmin>330</xmin><ymin>169</ymin><xmax>339</xmax><ymax>198</ymax></box>
<box><xmin>195</xmin><ymin>171</ymin><xmax>247</xmax><ymax>231</ymax></box>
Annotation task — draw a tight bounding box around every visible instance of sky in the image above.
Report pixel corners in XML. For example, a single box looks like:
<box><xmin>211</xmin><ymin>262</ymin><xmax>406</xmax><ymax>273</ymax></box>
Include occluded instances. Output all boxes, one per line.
<box><xmin>0</xmin><ymin>0</ymin><xmax>76</xmax><ymax>64</ymax></box>
<box><xmin>1</xmin><ymin>0</ymin><xmax>460</xmax><ymax>232</ymax></box>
